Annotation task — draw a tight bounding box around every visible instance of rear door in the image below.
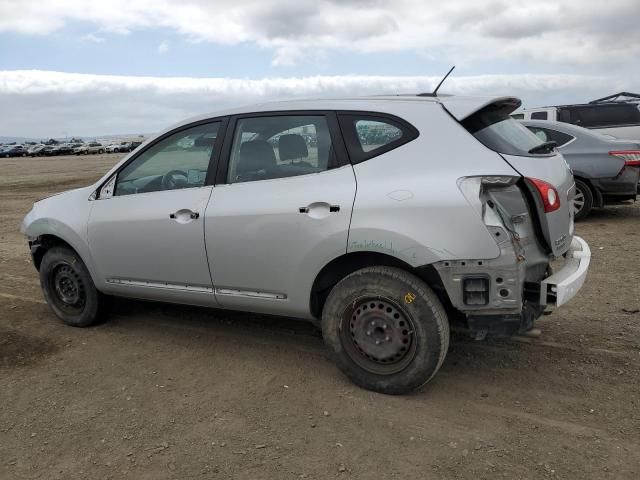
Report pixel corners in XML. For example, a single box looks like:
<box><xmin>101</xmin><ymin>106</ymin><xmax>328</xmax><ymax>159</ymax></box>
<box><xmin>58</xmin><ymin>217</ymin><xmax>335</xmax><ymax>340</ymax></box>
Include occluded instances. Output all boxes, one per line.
<box><xmin>204</xmin><ymin>112</ymin><xmax>356</xmax><ymax>319</ymax></box>
<box><xmin>445</xmin><ymin>97</ymin><xmax>575</xmax><ymax>257</ymax></box>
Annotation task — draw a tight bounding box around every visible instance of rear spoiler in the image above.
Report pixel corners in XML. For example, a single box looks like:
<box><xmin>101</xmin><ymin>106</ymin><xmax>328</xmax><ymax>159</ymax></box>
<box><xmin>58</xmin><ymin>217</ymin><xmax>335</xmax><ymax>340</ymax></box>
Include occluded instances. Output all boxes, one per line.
<box><xmin>438</xmin><ymin>96</ymin><xmax>522</xmax><ymax>121</ymax></box>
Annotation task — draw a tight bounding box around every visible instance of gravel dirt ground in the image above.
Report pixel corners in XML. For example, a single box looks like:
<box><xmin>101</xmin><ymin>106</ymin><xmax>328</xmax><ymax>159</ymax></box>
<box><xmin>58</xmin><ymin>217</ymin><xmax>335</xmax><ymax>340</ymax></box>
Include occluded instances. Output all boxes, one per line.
<box><xmin>1</xmin><ymin>154</ymin><xmax>639</xmax><ymax>479</ymax></box>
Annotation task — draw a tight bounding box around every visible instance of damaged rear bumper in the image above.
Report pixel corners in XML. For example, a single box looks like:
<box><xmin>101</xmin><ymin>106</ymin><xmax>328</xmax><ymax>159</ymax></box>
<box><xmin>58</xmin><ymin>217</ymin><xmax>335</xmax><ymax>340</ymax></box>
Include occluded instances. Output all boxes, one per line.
<box><xmin>539</xmin><ymin>236</ymin><xmax>591</xmax><ymax>307</ymax></box>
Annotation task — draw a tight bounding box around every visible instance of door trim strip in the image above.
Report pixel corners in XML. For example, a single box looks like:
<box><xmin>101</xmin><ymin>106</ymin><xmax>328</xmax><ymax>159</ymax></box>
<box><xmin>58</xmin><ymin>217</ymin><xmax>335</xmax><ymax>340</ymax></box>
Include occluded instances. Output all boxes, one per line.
<box><xmin>106</xmin><ymin>278</ymin><xmax>214</xmax><ymax>293</ymax></box>
<box><xmin>214</xmin><ymin>288</ymin><xmax>287</xmax><ymax>300</ymax></box>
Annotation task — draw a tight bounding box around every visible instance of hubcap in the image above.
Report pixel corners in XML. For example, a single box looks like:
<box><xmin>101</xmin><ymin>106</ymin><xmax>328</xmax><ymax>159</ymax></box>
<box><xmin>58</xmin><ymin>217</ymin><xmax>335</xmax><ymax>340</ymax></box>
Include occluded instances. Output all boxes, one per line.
<box><xmin>52</xmin><ymin>264</ymin><xmax>85</xmax><ymax>311</ymax></box>
<box><xmin>340</xmin><ymin>298</ymin><xmax>416</xmax><ymax>375</ymax></box>
<box><xmin>573</xmin><ymin>189</ymin><xmax>585</xmax><ymax>214</ymax></box>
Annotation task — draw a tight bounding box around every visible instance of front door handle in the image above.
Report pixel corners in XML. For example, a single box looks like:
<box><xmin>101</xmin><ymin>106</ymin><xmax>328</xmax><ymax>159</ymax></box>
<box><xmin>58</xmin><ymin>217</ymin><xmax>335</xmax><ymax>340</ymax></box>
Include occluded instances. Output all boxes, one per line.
<box><xmin>169</xmin><ymin>210</ymin><xmax>200</xmax><ymax>221</ymax></box>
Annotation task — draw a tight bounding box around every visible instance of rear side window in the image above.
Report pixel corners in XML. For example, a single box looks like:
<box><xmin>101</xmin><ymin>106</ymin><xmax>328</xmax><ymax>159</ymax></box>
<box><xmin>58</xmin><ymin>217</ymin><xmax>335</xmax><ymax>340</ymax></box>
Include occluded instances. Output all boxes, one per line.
<box><xmin>511</xmin><ymin>113</ymin><xmax>524</xmax><ymax>120</ymax></box>
<box><xmin>462</xmin><ymin>103</ymin><xmax>549</xmax><ymax>157</ymax></box>
<box><xmin>564</xmin><ymin>104</ymin><xmax>640</xmax><ymax>128</ymax></box>
<box><xmin>338</xmin><ymin>113</ymin><xmax>418</xmax><ymax>164</ymax></box>
<box><xmin>226</xmin><ymin>115</ymin><xmax>337</xmax><ymax>183</ymax></box>
<box><xmin>530</xmin><ymin>111</ymin><xmax>548</xmax><ymax>120</ymax></box>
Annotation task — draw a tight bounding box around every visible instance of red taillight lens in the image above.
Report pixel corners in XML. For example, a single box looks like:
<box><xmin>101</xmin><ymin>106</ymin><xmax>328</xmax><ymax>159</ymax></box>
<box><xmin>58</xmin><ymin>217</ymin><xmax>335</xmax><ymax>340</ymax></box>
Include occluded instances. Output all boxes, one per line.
<box><xmin>609</xmin><ymin>150</ymin><xmax>640</xmax><ymax>166</ymax></box>
<box><xmin>527</xmin><ymin>177</ymin><xmax>561</xmax><ymax>213</ymax></box>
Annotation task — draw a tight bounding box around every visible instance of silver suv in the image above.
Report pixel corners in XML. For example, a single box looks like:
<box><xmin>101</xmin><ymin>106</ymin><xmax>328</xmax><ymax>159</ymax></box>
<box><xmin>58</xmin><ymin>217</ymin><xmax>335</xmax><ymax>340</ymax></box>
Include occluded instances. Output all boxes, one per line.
<box><xmin>22</xmin><ymin>95</ymin><xmax>591</xmax><ymax>394</ymax></box>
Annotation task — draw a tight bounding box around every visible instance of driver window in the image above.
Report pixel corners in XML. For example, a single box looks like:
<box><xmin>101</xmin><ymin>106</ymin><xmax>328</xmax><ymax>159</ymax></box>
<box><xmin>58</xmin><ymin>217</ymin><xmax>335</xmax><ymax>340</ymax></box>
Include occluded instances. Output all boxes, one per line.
<box><xmin>114</xmin><ymin>122</ymin><xmax>220</xmax><ymax>196</ymax></box>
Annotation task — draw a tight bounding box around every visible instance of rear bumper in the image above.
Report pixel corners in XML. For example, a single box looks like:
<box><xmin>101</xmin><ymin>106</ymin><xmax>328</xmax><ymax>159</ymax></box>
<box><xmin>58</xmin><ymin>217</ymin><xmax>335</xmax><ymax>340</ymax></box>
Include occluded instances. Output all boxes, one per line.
<box><xmin>539</xmin><ymin>236</ymin><xmax>591</xmax><ymax>307</ymax></box>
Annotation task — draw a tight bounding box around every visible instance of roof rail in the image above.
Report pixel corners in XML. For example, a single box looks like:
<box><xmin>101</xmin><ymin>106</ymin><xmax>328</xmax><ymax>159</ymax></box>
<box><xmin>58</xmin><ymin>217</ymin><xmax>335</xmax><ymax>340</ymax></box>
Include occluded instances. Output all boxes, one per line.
<box><xmin>589</xmin><ymin>92</ymin><xmax>640</xmax><ymax>104</ymax></box>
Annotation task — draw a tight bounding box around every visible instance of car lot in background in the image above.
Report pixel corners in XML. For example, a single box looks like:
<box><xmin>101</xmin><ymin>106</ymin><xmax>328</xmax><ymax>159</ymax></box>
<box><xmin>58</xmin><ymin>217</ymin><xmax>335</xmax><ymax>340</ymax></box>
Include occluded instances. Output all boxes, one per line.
<box><xmin>522</xmin><ymin>119</ymin><xmax>640</xmax><ymax>219</ymax></box>
<box><xmin>0</xmin><ymin>139</ymin><xmax>145</xmax><ymax>158</ymax></box>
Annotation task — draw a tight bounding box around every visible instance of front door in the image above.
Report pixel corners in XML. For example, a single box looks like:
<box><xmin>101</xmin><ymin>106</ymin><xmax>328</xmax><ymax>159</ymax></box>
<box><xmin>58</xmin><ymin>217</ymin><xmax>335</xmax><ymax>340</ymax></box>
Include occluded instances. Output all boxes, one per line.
<box><xmin>204</xmin><ymin>113</ymin><xmax>356</xmax><ymax>318</ymax></box>
<box><xmin>88</xmin><ymin>120</ymin><xmax>224</xmax><ymax>305</ymax></box>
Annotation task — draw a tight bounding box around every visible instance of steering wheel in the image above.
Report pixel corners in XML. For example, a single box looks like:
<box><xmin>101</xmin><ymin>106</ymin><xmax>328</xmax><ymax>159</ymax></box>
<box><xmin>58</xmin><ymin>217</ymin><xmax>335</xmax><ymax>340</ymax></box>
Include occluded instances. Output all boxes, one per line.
<box><xmin>161</xmin><ymin>169</ymin><xmax>189</xmax><ymax>190</ymax></box>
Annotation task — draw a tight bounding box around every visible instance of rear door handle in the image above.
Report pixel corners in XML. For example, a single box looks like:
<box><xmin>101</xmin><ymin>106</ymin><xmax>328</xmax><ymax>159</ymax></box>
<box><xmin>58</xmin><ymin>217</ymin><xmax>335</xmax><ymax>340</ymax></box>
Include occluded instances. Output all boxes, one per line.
<box><xmin>298</xmin><ymin>204</ymin><xmax>340</xmax><ymax>214</ymax></box>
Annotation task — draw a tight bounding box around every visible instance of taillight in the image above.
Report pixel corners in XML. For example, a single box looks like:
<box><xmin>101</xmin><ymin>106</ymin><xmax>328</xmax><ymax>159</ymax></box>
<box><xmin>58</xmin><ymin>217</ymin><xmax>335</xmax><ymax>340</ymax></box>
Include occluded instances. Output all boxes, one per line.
<box><xmin>527</xmin><ymin>177</ymin><xmax>560</xmax><ymax>213</ymax></box>
<box><xmin>609</xmin><ymin>150</ymin><xmax>640</xmax><ymax>167</ymax></box>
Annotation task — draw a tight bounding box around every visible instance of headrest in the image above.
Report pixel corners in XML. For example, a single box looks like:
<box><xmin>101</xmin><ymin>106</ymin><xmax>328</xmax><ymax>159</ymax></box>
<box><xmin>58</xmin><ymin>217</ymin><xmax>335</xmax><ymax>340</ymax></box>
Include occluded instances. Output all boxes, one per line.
<box><xmin>238</xmin><ymin>140</ymin><xmax>276</xmax><ymax>172</ymax></box>
<box><xmin>278</xmin><ymin>134</ymin><xmax>308</xmax><ymax>161</ymax></box>
<box><xmin>194</xmin><ymin>136</ymin><xmax>216</xmax><ymax>148</ymax></box>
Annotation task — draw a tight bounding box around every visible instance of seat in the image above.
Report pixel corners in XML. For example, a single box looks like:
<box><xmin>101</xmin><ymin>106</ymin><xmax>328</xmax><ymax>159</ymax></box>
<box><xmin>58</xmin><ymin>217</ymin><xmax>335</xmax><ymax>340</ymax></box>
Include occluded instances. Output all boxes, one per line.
<box><xmin>278</xmin><ymin>134</ymin><xmax>309</xmax><ymax>163</ymax></box>
<box><xmin>235</xmin><ymin>140</ymin><xmax>277</xmax><ymax>181</ymax></box>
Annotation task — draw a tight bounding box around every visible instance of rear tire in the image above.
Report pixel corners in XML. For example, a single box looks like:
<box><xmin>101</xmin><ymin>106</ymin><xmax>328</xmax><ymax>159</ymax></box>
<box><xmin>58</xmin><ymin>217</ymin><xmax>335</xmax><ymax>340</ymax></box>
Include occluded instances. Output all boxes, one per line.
<box><xmin>39</xmin><ymin>246</ymin><xmax>107</xmax><ymax>327</ymax></box>
<box><xmin>574</xmin><ymin>179</ymin><xmax>593</xmax><ymax>220</ymax></box>
<box><xmin>321</xmin><ymin>266</ymin><xmax>449</xmax><ymax>394</ymax></box>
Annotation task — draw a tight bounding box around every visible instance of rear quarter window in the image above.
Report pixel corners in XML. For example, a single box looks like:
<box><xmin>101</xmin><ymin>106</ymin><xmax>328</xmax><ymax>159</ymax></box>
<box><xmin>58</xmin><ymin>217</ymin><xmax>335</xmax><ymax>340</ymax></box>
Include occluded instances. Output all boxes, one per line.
<box><xmin>338</xmin><ymin>113</ymin><xmax>418</xmax><ymax>164</ymax></box>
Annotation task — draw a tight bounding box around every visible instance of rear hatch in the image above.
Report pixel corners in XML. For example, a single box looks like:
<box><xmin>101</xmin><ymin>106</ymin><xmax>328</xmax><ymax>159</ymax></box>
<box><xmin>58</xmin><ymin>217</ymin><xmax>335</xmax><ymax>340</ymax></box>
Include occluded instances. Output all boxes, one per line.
<box><xmin>441</xmin><ymin>96</ymin><xmax>575</xmax><ymax>257</ymax></box>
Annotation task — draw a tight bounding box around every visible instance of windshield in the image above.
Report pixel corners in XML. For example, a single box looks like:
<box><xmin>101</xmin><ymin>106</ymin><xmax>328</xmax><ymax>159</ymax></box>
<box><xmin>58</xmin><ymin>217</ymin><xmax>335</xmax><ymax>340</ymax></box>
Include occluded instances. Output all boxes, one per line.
<box><xmin>462</xmin><ymin>104</ymin><xmax>549</xmax><ymax>156</ymax></box>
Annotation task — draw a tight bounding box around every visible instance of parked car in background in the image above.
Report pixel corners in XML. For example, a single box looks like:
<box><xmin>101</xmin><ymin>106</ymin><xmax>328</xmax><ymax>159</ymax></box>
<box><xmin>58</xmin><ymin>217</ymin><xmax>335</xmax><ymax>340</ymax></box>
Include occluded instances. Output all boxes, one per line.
<box><xmin>2</xmin><ymin>144</ymin><xmax>27</xmax><ymax>157</ymax></box>
<box><xmin>105</xmin><ymin>143</ymin><xmax>121</xmax><ymax>153</ymax></box>
<box><xmin>87</xmin><ymin>142</ymin><xmax>105</xmax><ymax>154</ymax></box>
<box><xmin>21</xmin><ymin>95</ymin><xmax>590</xmax><ymax>394</ymax></box>
<box><xmin>513</xmin><ymin>100</ymin><xmax>640</xmax><ymax>141</ymax></box>
<box><xmin>73</xmin><ymin>145</ymin><xmax>88</xmax><ymax>155</ymax></box>
<box><xmin>51</xmin><ymin>144</ymin><xmax>75</xmax><ymax>156</ymax></box>
<box><xmin>28</xmin><ymin>144</ymin><xmax>46</xmax><ymax>156</ymax></box>
<box><xmin>118</xmin><ymin>142</ymin><xmax>133</xmax><ymax>152</ymax></box>
<box><xmin>41</xmin><ymin>146</ymin><xmax>56</xmax><ymax>156</ymax></box>
<box><xmin>75</xmin><ymin>142</ymin><xmax>106</xmax><ymax>155</ymax></box>
<box><xmin>522</xmin><ymin>120</ymin><xmax>640</xmax><ymax>219</ymax></box>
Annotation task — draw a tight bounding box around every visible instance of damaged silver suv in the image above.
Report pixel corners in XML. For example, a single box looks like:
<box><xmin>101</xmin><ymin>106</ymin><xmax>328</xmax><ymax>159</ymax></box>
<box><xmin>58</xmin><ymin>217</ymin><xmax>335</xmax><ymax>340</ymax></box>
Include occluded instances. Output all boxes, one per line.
<box><xmin>22</xmin><ymin>95</ymin><xmax>591</xmax><ymax>394</ymax></box>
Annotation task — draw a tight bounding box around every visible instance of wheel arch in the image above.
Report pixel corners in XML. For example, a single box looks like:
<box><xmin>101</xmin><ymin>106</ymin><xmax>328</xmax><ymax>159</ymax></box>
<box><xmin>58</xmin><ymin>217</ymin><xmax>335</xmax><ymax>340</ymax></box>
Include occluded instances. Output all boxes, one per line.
<box><xmin>573</xmin><ymin>175</ymin><xmax>603</xmax><ymax>208</ymax></box>
<box><xmin>31</xmin><ymin>234</ymin><xmax>79</xmax><ymax>271</ymax></box>
<box><xmin>309</xmin><ymin>251</ymin><xmax>452</xmax><ymax>319</ymax></box>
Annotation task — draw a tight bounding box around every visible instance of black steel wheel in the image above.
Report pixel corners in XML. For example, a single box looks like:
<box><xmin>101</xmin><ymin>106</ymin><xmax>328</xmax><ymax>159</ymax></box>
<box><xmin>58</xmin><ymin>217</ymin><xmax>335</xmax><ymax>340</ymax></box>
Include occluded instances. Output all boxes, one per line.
<box><xmin>50</xmin><ymin>263</ymin><xmax>86</xmax><ymax>314</ymax></box>
<box><xmin>40</xmin><ymin>246</ymin><xmax>108</xmax><ymax>327</ymax></box>
<box><xmin>322</xmin><ymin>266</ymin><xmax>449</xmax><ymax>394</ymax></box>
<box><xmin>340</xmin><ymin>297</ymin><xmax>417</xmax><ymax>375</ymax></box>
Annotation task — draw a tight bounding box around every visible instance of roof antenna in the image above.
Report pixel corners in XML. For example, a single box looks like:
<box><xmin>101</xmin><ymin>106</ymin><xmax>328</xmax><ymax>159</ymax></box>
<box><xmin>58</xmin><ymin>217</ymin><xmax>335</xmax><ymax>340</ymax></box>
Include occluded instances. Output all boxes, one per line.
<box><xmin>418</xmin><ymin>65</ymin><xmax>455</xmax><ymax>97</ymax></box>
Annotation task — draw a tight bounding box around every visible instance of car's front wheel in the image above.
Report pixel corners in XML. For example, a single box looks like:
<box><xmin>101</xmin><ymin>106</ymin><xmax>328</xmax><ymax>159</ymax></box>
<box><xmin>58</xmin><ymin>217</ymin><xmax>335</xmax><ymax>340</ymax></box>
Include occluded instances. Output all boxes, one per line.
<box><xmin>39</xmin><ymin>246</ymin><xmax>107</xmax><ymax>327</ymax></box>
<box><xmin>322</xmin><ymin>266</ymin><xmax>449</xmax><ymax>394</ymax></box>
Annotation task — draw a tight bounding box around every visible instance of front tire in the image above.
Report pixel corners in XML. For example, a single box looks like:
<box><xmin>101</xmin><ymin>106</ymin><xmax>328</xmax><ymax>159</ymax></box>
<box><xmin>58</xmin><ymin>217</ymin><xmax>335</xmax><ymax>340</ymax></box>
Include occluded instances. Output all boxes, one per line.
<box><xmin>322</xmin><ymin>266</ymin><xmax>449</xmax><ymax>394</ymax></box>
<box><xmin>574</xmin><ymin>179</ymin><xmax>594</xmax><ymax>220</ymax></box>
<box><xmin>39</xmin><ymin>246</ymin><xmax>107</xmax><ymax>327</ymax></box>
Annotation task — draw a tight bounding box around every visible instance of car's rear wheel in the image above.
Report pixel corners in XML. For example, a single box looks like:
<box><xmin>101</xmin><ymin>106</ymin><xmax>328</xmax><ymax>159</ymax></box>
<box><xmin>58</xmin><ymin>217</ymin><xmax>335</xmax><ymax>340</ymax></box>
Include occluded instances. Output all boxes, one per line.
<box><xmin>574</xmin><ymin>179</ymin><xmax>593</xmax><ymax>220</ymax></box>
<box><xmin>40</xmin><ymin>246</ymin><xmax>107</xmax><ymax>327</ymax></box>
<box><xmin>322</xmin><ymin>266</ymin><xmax>449</xmax><ymax>394</ymax></box>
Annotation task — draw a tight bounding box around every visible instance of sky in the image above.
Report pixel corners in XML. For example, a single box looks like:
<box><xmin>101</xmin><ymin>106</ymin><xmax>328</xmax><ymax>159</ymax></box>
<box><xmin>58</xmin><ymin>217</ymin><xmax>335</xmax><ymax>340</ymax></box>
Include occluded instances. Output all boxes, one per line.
<box><xmin>0</xmin><ymin>0</ymin><xmax>639</xmax><ymax>138</ymax></box>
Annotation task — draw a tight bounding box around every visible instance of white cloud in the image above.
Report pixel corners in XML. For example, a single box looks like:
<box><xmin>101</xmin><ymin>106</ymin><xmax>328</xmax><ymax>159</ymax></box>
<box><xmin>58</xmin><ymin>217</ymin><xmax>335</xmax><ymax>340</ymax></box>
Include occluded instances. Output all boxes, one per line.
<box><xmin>157</xmin><ymin>40</ymin><xmax>169</xmax><ymax>54</ymax></box>
<box><xmin>0</xmin><ymin>0</ymin><xmax>638</xmax><ymax>70</ymax></box>
<box><xmin>0</xmin><ymin>70</ymin><xmax>624</xmax><ymax>137</ymax></box>
<box><xmin>82</xmin><ymin>33</ymin><xmax>105</xmax><ymax>43</ymax></box>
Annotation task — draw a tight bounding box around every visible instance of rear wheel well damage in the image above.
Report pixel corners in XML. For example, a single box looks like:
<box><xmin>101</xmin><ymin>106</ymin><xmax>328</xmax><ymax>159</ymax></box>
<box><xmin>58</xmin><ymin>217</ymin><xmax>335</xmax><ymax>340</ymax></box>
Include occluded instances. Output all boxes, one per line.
<box><xmin>309</xmin><ymin>251</ymin><xmax>455</xmax><ymax>321</ymax></box>
<box><xmin>30</xmin><ymin>234</ymin><xmax>76</xmax><ymax>271</ymax></box>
